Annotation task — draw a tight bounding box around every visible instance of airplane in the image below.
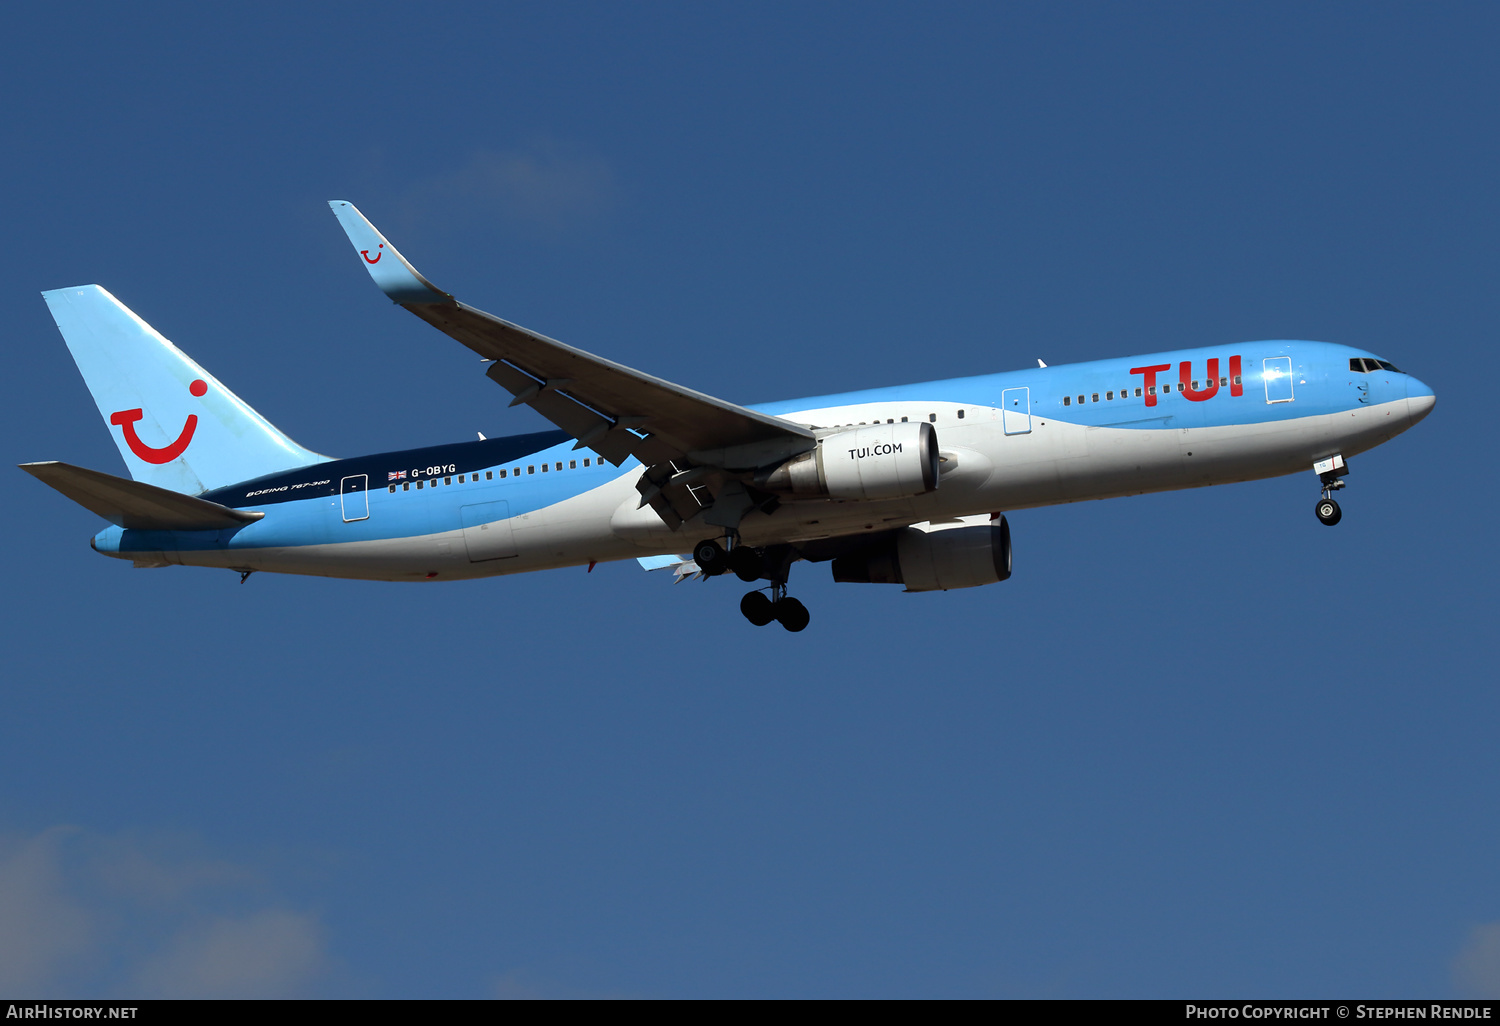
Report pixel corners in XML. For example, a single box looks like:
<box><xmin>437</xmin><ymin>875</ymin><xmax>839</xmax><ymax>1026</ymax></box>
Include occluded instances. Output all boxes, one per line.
<box><xmin>21</xmin><ymin>201</ymin><xmax>1436</xmax><ymax>632</ymax></box>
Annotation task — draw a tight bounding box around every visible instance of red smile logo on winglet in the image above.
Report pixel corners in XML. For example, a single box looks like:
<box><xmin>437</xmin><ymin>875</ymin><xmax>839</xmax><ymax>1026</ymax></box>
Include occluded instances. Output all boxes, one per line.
<box><xmin>110</xmin><ymin>379</ymin><xmax>205</xmax><ymax>464</ymax></box>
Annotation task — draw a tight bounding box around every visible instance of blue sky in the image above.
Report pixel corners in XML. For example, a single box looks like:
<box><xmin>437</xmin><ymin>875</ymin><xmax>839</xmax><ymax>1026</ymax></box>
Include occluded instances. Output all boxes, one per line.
<box><xmin>1</xmin><ymin>2</ymin><xmax>1496</xmax><ymax>998</ymax></box>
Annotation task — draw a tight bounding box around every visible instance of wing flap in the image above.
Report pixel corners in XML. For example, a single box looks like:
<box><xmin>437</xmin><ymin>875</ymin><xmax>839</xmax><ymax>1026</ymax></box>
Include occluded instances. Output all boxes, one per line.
<box><xmin>19</xmin><ymin>461</ymin><xmax>264</xmax><ymax>531</ymax></box>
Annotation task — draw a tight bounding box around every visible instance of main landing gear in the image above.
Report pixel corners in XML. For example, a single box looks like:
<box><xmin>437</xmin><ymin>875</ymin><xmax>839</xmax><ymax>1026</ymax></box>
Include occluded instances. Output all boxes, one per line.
<box><xmin>739</xmin><ymin>587</ymin><xmax>809</xmax><ymax>632</ymax></box>
<box><xmin>1314</xmin><ymin>454</ymin><xmax>1348</xmax><ymax>526</ymax></box>
<box><xmin>692</xmin><ymin>537</ymin><xmax>761</xmax><ymax>582</ymax></box>
<box><xmin>693</xmin><ymin>538</ymin><xmax>810</xmax><ymax>632</ymax></box>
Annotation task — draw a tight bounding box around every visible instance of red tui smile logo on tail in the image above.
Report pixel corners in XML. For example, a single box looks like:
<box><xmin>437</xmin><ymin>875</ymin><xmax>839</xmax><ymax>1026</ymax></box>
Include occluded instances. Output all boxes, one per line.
<box><xmin>110</xmin><ymin>379</ymin><xmax>206</xmax><ymax>464</ymax></box>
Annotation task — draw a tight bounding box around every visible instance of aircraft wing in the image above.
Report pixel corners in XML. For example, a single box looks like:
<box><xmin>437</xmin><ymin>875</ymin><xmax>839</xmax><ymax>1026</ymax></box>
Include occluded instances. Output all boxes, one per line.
<box><xmin>328</xmin><ymin>201</ymin><xmax>815</xmax><ymax>473</ymax></box>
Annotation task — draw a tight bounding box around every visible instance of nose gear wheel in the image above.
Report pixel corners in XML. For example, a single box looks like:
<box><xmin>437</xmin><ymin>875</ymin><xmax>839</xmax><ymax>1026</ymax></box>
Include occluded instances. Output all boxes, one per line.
<box><xmin>1314</xmin><ymin>457</ymin><xmax>1349</xmax><ymax>526</ymax></box>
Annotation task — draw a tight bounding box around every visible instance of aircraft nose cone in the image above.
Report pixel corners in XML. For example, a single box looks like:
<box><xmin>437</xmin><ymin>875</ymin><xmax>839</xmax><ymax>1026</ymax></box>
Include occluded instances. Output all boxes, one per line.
<box><xmin>1405</xmin><ymin>377</ymin><xmax>1436</xmax><ymax>425</ymax></box>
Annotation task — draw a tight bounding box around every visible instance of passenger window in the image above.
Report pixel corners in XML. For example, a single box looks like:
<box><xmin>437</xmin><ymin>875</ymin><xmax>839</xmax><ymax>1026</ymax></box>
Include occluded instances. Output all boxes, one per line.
<box><xmin>556</xmin><ymin>463</ymin><xmax>562</xmax><ymax>471</ymax></box>
<box><xmin>1063</xmin><ymin>396</ymin><xmax>1071</xmax><ymax>406</ymax></box>
<box><xmin>957</xmin><ymin>410</ymin><xmax>965</xmax><ymax>419</ymax></box>
<box><xmin>901</xmin><ymin>416</ymin><xmax>908</xmax><ymax>422</ymax></box>
<box><xmin>403</xmin><ymin>482</ymin><xmax>410</xmax><ymax>491</ymax></box>
<box><xmin>1091</xmin><ymin>393</ymin><xmax>1099</xmax><ymax>403</ymax></box>
<box><xmin>886</xmin><ymin>418</ymin><xmax>893</xmax><ymax>424</ymax></box>
<box><xmin>1106</xmin><ymin>391</ymin><xmax>1114</xmax><ymax>400</ymax></box>
<box><xmin>417</xmin><ymin>480</ymin><xmax>423</xmax><ymax>489</ymax></box>
<box><xmin>487</xmin><ymin>471</ymin><xmax>494</xmax><ymax>480</ymax></box>
<box><xmin>445</xmin><ymin>476</ymin><xmax>451</xmax><ymax>485</ymax></box>
<box><xmin>929</xmin><ymin>413</ymin><xmax>936</xmax><ymax>422</ymax></box>
<box><xmin>569</xmin><ymin>460</ymin><xmax>576</xmax><ymax>469</ymax></box>
<box><xmin>458</xmin><ymin>475</ymin><xmax>465</xmax><ymax>483</ymax></box>
<box><xmin>1135</xmin><ymin>387</ymin><xmax>1142</xmax><ymax>397</ymax></box>
<box><xmin>584</xmin><ymin>459</ymin><xmax>591</xmax><ymax>467</ymax></box>
<box><xmin>1147</xmin><ymin>386</ymin><xmax>1155</xmax><ymax>395</ymax></box>
<box><xmin>388</xmin><ymin>484</ymin><xmax>396</xmax><ymax>493</ymax></box>
<box><xmin>1163</xmin><ymin>384</ymin><xmax>1171</xmax><ymax>393</ymax></box>
<box><xmin>1233</xmin><ymin>375</ymin><xmax>1241</xmax><ymax>385</ymax></box>
<box><xmin>1077</xmin><ymin>396</ymin><xmax>1084</xmax><ymax>404</ymax></box>
<box><xmin>541</xmin><ymin>464</ymin><xmax>548</xmax><ymax>472</ymax></box>
<box><xmin>527</xmin><ymin>466</ymin><xmax>534</xmax><ymax>474</ymax></box>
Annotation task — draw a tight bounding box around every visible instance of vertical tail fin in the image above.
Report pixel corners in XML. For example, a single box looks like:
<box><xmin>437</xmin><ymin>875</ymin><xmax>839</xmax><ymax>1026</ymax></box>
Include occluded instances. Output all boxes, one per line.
<box><xmin>42</xmin><ymin>285</ymin><xmax>328</xmax><ymax>495</ymax></box>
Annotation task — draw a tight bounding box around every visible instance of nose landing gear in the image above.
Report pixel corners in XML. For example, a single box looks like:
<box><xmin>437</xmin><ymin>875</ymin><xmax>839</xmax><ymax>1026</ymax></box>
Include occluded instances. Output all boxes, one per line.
<box><xmin>1313</xmin><ymin>454</ymin><xmax>1348</xmax><ymax>526</ymax></box>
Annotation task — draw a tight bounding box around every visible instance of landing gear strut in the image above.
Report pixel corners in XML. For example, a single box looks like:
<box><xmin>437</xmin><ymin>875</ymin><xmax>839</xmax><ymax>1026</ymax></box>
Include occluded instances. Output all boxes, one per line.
<box><xmin>1313</xmin><ymin>454</ymin><xmax>1348</xmax><ymax>527</ymax></box>
<box><xmin>696</xmin><ymin>537</ymin><xmax>809</xmax><ymax>631</ymax></box>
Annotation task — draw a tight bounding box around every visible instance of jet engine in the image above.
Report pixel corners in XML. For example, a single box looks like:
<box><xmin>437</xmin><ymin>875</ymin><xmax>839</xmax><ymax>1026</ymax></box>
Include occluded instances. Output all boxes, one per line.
<box><xmin>756</xmin><ymin>422</ymin><xmax>938</xmax><ymax>500</ymax></box>
<box><xmin>831</xmin><ymin>515</ymin><xmax>1012</xmax><ymax>592</ymax></box>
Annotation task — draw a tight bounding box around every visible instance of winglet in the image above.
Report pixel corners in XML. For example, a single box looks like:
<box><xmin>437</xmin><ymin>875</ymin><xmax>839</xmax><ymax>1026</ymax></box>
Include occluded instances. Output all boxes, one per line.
<box><xmin>328</xmin><ymin>200</ymin><xmax>451</xmax><ymax>305</ymax></box>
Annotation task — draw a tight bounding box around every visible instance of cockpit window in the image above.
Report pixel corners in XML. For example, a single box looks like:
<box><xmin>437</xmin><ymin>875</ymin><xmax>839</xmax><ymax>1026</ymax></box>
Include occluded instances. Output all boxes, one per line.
<box><xmin>1353</xmin><ymin>357</ymin><xmax>1403</xmax><ymax>374</ymax></box>
<box><xmin>1376</xmin><ymin>359</ymin><xmax>1401</xmax><ymax>373</ymax></box>
<box><xmin>1350</xmin><ymin>358</ymin><xmax>1366</xmax><ymax>372</ymax></box>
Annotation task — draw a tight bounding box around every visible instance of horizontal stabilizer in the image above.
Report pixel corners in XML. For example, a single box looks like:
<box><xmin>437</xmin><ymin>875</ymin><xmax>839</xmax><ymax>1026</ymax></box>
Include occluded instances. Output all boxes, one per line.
<box><xmin>19</xmin><ymin>462</ymin><xmax>264</xmax><ymax>531</ymax></box>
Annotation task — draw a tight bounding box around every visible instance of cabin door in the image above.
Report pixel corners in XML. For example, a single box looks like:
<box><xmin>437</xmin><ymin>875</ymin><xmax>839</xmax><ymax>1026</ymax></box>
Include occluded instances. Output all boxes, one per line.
<box><xmin>340</xmin><ymin>475</ymin><xmax>369</xmax><ymax>522</ymax></box>
<box><xmin>1001</xmin><ymin>387</ymin><xmax>1032</xmax><ymax>434</ymax></box>
<box><xmin>1263</xmin><ymin>357</ymin><xmax>1295</xmax><ymax>404</ymax></box>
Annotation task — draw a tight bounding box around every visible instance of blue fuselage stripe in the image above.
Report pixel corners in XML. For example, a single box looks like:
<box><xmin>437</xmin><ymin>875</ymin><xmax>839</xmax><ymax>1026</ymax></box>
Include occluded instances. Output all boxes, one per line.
<box><xmin>98</xmin><ymin>339</ymin><xmax>1416</xmax><ymax>556</ymax></box>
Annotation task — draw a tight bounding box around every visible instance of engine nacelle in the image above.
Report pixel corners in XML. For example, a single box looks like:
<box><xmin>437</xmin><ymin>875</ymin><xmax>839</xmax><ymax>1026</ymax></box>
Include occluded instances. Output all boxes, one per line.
<box><xmin>757</xmin><ymin>422</ymin><xmax>938</xmax><ymax>500</ymax></box>
<box><xmin>832</xmin><ymin>515</ymin><xmax>1012</xmax><ymax>592</ymax></box>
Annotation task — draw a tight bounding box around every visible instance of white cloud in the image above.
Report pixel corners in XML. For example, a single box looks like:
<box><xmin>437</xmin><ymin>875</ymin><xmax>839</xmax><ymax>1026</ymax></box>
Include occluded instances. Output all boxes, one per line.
<box><xmin>421</xmin><ymin>141</ymin><xmax>616</xmax><ymax>237</ymax></box>
<box><xmin>0</xmin><ymin>829</ymin><xmax>95</xmax><ymax>991</ymax></box>
<box><xmin>135</xmin><ymin>909</ymin><xmax>327</xmax><ymax>998</ymax></box>
<box><xmin>1454</xmin><ymin>922</ymin><xmax>1500</xmax><ymax>998</ymax></box>
<box><xmin>492</xmin><ymin>969</ymin><xmax>548</xmax><ymax>1000</ymax></box>
<box><xmin>490</xmin><ymin>967</ymin><xmax>642</xmax><ymax>1000</ymax></box>
<box><xmin>0</xmin><ymin>827</ymin><xmax>330</xmax><ymax>997</ymax></box>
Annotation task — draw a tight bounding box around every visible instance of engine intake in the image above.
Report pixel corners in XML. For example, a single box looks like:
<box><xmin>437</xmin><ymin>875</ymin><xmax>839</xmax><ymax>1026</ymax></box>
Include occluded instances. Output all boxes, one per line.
<box><xmin>832</xmin><ymin>515</ymin><xmax>1012</xmax><ymax>592</ymax></box>
<box><xmin>757</xmin><ymin>422</ymin><xmax>938</xmax><ymax>500</ymax></box>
